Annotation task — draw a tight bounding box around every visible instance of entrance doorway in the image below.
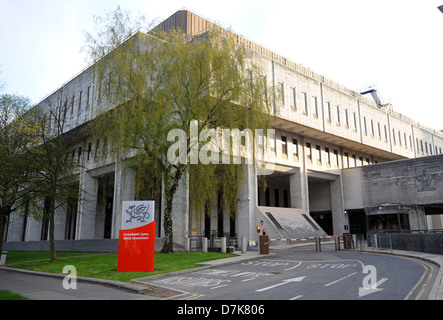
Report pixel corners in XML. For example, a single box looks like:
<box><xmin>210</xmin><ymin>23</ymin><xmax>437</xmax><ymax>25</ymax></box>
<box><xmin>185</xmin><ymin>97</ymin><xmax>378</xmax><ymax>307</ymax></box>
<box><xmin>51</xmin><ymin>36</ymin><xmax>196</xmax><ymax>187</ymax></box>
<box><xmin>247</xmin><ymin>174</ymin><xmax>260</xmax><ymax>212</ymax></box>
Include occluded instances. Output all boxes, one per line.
<box><xmin>310</xmin><ymin>211</ymin><xmax>333</xmax><ymax>235</ymax></box>
<box><xmin>347</xmin><ymin>209</ymin><xmax>367</xmax><ymax>236</ymax></box>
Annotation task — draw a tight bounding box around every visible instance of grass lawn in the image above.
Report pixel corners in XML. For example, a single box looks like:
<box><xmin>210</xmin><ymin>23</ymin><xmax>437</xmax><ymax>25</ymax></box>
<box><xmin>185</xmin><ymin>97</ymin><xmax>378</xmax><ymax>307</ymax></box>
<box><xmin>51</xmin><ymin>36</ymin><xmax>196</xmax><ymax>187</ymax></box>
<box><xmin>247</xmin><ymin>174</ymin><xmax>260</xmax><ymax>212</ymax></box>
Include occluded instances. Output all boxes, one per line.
<box><xmin>0</xmin><ymin>290</ymin><xmax>31</xmax><ymax>300</ymax></box>
<box><xmin>6</xmin><ymin>251</ymin><xmax>235</xmax><ymax>282</ymax></box>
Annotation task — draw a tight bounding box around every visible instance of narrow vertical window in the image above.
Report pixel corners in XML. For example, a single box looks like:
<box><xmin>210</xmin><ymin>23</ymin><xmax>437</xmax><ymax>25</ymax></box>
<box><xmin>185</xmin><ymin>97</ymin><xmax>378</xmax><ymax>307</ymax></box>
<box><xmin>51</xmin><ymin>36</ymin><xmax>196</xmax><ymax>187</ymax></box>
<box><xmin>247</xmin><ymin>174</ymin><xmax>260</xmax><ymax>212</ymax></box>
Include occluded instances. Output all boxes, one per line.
<box><xmin>325</xmin><ymin>101</ymin><xmax>331</xmax><ymax>120</ymax></box>
<box><xmin>87</xmin><ymin>143</ymin><xmax>92</xmax><ymax>160</ymax></box>
<box><xmin>352</xmin><ymin>112</ymin><xmax>357</xmax><ymax>129</ymax></box>
<box><xmin>87</xmin><ymin>86</ymin><xmax>92</xmax><ymax>107</ymax></box>
<box><xmin>71</xmin><ymin>96</ymin><xmax>75</xmax><ymax>114</ymax></box>
<box><xmin>312</xmin><ymin>96</ymin><xmax>318</xmax><ymax>116</ymax></box>
<box><xmin>292</xmin><ymin>138</ymin><xmax>298</xmax><ymax>157</ymax></box>
<box><xmin>290</xmin><ymin>87</ymin><xmax>296</xmax><ymax>110</ymax></box>
<box><xmin>277</xmin><ymin>82</ymin><xmax>284</xmax><ymax>105</ymax></box>
<box><xmin>281</xmin><ymin>135</ymin><xmax>287</xmax><ymax>155</ymax></box>
<box><xmin>78</xmin><ymin>91</ymin><xmax>83</xmax><ymax>112</ymax></box>
<box><xmin>335</xmin><ymin>105</ymin><xmax>340</xmax><ymax>123</ymax></box>
<box><xmin>302</xmin><ymin>92</ymin><xmax>308</xmax><ymax>113</ymax></box>
<box><xmin>325</xmin><ymin>147</ymin><xmax>330</xmax><ymax>164</ymax></box>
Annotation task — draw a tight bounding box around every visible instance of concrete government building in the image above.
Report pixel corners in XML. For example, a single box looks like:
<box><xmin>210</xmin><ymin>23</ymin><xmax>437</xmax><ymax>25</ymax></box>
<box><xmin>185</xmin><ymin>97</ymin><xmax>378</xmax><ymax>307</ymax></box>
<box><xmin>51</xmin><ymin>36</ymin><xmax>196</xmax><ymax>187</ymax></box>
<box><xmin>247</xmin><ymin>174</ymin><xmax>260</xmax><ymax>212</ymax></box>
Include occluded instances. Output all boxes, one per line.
<box><xmin>4</xmin><ymin>10</ymin><xmax>443</xmax><ymax>252</ymax></box>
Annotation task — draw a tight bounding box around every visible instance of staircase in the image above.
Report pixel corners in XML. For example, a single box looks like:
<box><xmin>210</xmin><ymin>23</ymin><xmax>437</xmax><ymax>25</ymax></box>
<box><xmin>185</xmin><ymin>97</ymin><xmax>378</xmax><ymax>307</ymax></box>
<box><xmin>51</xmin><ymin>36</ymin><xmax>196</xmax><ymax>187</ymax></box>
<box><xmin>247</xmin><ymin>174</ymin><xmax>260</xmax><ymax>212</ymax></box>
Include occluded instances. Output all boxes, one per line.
<box><xmin>255</xmin><ymin>206</ymin><xmax>327</xmax><ymax>240</ymax></box>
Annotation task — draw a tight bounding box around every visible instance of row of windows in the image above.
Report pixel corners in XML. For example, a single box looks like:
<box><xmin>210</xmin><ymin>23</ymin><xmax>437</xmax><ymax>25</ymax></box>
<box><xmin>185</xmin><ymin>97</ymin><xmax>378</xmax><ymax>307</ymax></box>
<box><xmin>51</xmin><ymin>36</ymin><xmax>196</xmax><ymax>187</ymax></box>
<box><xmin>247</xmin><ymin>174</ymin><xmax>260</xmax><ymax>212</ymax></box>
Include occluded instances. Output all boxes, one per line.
<box><xmin>275</xmin><ymin>81</ymin><xmax>443</xmax><ymax>156</ymax></box>
<box><xmin>69</xmin><ymin>85</ymin><xmax>92</xmax><ymax>116</ymax></box>
<box><xmin>70</xmin><ymin>137</ymin><xmax>108</xmax><ymax>164</ymax></box>
<box><xmin>276</xmin><ymin>134</ymin><xmax>376</xmax><ymax>168</ymax></box>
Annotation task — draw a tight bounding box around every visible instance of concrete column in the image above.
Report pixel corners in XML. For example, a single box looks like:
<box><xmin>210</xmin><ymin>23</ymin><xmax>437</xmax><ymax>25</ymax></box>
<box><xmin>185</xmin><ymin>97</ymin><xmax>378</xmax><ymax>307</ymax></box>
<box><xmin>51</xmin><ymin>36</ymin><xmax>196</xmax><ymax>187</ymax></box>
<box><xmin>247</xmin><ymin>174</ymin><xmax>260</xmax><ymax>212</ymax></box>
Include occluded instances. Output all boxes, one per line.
<box><xmin>330</xmin><ymin>175</ymin><xmax>345</xmax><ymax>235</ymax></box>
<box><xmin>289</xmin><ymin>168</ymin><xmax>309</xmax><ymax>211</ymax></box>
<box><xmin>77</xmin><ymin>170</ymin><xmax>97</xmax><ymax>239</ymax></box>
<box><xmin>171</xmin><ymin>174</ymin><xmax>189</xmax><ymax>249</ymax></box>
<box><xmin>289</xmin><ymin>134</ymin><xmax>309</xmax><ymax>212</ymax></box>
<box><xmin>113</xmin><ymin>161</ymin><xmax>136</xmax><ymax>239</ymax></box>
<box><xmin>237</xmin><ymin>164</ymin><xmax>257</xmax><ymax>246</ymax></box>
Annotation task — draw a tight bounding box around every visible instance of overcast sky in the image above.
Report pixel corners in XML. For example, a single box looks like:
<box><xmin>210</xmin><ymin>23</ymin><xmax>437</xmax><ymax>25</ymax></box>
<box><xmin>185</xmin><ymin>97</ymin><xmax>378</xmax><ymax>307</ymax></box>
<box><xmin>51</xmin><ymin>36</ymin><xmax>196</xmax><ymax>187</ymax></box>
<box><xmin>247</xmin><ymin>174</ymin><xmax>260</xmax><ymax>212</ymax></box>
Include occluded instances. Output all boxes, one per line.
<box><xmin>1</xmin><ymin>0</ymin><xmax>443</xmax><ymax>130</ymax></box>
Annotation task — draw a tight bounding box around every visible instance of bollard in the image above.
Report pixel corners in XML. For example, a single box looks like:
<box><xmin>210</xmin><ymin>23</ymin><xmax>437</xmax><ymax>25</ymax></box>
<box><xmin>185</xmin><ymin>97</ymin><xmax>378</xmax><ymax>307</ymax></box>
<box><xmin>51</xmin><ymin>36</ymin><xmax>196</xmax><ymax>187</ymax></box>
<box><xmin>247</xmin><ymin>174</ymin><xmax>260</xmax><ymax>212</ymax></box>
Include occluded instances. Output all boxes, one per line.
<box><xmin>315</xmin><ymin>237</ymin><xmax>321</xmax><ymax>252</ymax></box>
<box><xmin>241</xmin><ymin>237</ymin><xmax>247</xmax><ymax>254</ymax></box>
<box><xmin>221</xmin><ymin>236</ymin><xmax>227</xmax><ymax>253</ymax></box>
<box><xmin>352</xmin><ymin>234</ymin><xmax>357</xmax><ymax>250</ymax></box>
<box><xmin>373</xmin><ymin>234</ymin><xmax>378</xmax><ymax>250</ymax></box>
<box><xmin>184</xmin><ymin>237</ymin><xmax>190</xmax><ymax>252</ymax></box>
<box><xmin>335</xmin><ymin>236</ymin><xmax>340</xmax><ymax>251</ymax></box>
<box><xmin>202</xmin><ymin>237</ymin><xmax>208</xmax><ymax>253</ymax></box>
<box><xmin>0</xmin><ymin>251</ymin><xmax>7</xmax><ymax>265</ymax></box>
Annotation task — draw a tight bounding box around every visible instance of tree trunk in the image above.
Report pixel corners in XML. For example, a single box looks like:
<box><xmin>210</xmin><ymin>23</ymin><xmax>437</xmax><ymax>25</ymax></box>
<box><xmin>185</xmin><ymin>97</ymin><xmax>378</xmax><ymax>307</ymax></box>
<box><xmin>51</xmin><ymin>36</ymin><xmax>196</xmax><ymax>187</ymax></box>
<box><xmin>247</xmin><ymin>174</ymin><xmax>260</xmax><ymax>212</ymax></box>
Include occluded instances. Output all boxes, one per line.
<box><xmin>161</xmin><ymin>192</ymin><xmax>174</xmax><ymax>253</ymax></box>
<box><xmin>49</xmin><ymin>193</ymin><xmax>57</xmax><ymax>262</ymax></box>
<box><xmin>0</xmin><ymin>217</ymin><xmax>6</xmax><ymax>253</ymax></box>
<box><xmin>160</xmin><ymin>165</ymin><xmax>183</xmax><ymax>254</ymax></box>
<box><xmin>0</xmin><ymin>207</ymin><xmax>12</xmax><ymax>254</ymax></box>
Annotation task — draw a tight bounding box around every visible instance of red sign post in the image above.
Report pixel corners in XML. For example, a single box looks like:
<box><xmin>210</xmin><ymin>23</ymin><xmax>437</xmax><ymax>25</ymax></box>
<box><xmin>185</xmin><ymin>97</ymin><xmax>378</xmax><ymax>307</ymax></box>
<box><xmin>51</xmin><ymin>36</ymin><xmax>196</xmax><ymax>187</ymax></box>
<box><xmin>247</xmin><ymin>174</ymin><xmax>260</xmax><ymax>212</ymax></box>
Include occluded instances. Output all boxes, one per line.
<box><xmin>117</xmin><ymin>201</ymin><xmax>155</xmax><ymax>272</ymax></box>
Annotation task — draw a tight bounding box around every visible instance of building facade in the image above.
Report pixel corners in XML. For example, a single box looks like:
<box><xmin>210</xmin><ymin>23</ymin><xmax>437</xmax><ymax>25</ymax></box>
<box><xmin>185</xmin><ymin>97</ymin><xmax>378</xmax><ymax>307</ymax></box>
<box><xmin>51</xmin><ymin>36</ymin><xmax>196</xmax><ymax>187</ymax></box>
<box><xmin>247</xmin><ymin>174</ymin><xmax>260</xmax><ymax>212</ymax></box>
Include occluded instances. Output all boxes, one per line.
<box><xmin>4</xmin><ymin>10</ymin><xmax>443</xmax><ymax>250</ymax></box>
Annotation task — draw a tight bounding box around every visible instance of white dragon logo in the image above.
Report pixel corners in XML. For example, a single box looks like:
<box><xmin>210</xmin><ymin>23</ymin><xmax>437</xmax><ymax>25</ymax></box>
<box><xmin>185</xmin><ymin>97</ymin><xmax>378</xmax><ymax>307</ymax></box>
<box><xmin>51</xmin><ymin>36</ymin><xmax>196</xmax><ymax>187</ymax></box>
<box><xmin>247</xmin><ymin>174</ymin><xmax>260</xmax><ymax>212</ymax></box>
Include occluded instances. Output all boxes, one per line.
<box><xmin>125</xmin><ymin>204</ymin><xmax>151</xmax><ymax>224</ymax></box>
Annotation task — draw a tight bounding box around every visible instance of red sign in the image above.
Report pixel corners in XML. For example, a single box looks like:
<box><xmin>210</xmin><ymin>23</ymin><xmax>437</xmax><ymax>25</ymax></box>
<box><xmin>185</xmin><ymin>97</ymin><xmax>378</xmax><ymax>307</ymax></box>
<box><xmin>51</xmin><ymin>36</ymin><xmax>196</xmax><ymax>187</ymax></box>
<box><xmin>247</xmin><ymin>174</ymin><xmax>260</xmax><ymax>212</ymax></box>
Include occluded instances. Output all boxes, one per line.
<box><xmin>117</xmin><ymin>201</ymin><xmax>155</xmax><ymax>272</ymax></box>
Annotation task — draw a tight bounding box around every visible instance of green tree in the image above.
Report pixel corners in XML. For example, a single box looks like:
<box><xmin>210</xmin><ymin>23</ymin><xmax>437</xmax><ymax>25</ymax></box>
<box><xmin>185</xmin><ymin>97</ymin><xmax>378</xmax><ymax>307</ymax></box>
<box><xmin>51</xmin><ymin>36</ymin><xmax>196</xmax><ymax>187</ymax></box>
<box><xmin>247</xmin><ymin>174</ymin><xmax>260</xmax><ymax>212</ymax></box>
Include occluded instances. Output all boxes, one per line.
<box><xmin>84</xmin><ymin>8</ymin><xmax>272</xmax><ymax>253</ymax></box>
<box><xmin>28</xmin><ymin>88</ymin><xmax>81</xmax><ymax>262</ymax></box>
<box><xmin>0</xmin><ymin>93</ymin><xmax>38</xmax><ymax>252</ymax></box>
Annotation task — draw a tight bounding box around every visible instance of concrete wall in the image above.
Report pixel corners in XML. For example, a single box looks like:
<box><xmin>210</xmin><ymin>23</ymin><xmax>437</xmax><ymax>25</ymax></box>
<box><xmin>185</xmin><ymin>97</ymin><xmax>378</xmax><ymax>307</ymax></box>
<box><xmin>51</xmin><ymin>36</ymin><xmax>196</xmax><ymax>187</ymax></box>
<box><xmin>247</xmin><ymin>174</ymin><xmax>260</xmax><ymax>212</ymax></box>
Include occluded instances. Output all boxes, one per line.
<box><xmin>343</xmin><ymin>154</ymin><xmax>443</xmax><ymax>209</ymax></box>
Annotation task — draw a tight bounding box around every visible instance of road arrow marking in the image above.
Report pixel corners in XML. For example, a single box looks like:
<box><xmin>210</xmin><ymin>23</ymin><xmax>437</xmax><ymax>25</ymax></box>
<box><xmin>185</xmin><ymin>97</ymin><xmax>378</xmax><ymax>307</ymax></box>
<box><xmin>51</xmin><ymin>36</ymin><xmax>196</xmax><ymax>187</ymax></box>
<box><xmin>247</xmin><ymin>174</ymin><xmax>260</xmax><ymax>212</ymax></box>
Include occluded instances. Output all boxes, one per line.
<box><xmin>358</xmin><ymin>278</ymin><xmax>388</xmax><ymax>297</ymax></box>
<box><xmin>256</xmin><ymin>276</ymin><xmax>306</xmax><ymax>292</ymax></box>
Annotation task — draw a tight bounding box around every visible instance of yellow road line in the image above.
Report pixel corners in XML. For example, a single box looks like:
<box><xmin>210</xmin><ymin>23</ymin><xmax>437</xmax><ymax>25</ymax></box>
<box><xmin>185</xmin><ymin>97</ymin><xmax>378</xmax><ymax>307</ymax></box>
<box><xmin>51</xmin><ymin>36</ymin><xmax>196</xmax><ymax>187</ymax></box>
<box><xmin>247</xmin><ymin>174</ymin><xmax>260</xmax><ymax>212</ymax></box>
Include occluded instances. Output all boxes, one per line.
<box><xmin>414</xmin><ymin>260</ymin><xmax>434</xmax><ymax>300</ymax></box>
<box><xmin>181</xmin><ymin>293</ymin><xmax>205</xmax><ymax>300</ymax></box>
<box><xmin>403</xmin><ymin>258</ymin><xmax>434</xmax><ymax>300</ymax></box>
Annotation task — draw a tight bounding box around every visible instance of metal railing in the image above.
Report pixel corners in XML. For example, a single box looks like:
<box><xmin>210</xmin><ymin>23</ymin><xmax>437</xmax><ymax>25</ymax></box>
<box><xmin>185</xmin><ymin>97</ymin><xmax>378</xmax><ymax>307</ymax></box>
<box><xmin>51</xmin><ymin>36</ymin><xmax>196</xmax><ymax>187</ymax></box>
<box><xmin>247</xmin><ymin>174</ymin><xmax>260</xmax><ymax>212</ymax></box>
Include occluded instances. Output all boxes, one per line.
<box><xmin>370</xmin><ymin>231</ymin><xmax>443</xmax><ymax>254</ymax></box>
<box><xmin>342</xmin><ymin>234</ymin><xmax>365</xmax><ymax>251</ymax></box>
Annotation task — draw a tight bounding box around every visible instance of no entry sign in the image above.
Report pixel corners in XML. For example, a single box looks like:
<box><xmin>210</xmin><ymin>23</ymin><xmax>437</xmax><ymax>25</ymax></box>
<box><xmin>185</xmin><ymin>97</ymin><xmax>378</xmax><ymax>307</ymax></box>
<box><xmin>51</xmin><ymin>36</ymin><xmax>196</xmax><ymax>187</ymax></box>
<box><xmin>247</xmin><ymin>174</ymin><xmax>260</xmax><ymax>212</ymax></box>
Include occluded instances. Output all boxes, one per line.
<box><xmin>117</xmin><ymin>201</ymin><xmax>155</xmax><ymax>272</ymax></box>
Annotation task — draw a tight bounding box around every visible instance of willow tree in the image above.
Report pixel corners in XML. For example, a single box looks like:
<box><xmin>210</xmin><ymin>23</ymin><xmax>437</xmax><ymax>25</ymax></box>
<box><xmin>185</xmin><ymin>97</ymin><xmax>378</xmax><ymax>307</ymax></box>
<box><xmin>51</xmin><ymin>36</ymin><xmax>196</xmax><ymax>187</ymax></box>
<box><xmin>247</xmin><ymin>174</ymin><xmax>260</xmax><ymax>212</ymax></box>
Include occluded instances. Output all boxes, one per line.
<box><xmin>84</xmin><ymin>8</ymin><xmax>272</xmax><ymax>252</ymax></box>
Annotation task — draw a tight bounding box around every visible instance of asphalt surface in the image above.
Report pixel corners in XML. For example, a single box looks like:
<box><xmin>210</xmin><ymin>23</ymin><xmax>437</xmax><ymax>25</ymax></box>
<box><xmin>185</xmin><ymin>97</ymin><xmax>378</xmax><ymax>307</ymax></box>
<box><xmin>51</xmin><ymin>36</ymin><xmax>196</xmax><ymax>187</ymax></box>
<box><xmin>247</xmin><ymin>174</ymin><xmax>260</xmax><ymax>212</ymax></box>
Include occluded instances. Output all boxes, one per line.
<box><xmin>138</xmin><ymin>244</ymin><xmax>439</xmax><ymax>300</ymax></box>
<box><xmin>0</xmin><ymin>243</ymin><xmax>442</xmax><ymax>301</ymax></box>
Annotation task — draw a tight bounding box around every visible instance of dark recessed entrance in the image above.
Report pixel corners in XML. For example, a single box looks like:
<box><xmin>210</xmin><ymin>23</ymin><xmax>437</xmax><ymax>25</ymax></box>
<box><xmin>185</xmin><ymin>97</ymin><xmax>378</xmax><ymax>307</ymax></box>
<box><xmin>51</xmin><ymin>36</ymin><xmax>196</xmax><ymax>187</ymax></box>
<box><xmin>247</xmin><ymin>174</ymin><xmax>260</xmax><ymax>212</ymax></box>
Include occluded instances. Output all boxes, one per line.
<box><xmin>310</xmin><ymin>211</ymin><xmax>333</xmax><ymax>235</ymax></box>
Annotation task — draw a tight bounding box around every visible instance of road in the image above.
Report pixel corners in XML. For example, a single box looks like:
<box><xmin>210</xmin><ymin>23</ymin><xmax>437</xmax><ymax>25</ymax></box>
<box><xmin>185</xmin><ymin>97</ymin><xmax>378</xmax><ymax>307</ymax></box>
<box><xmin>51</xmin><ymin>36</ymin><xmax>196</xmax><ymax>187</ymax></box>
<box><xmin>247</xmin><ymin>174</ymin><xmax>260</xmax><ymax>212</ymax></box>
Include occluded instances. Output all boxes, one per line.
<box><xmin>139</xmin><ymin>244</ymin><xmax>438</xmax><ymax>300</ymax></box>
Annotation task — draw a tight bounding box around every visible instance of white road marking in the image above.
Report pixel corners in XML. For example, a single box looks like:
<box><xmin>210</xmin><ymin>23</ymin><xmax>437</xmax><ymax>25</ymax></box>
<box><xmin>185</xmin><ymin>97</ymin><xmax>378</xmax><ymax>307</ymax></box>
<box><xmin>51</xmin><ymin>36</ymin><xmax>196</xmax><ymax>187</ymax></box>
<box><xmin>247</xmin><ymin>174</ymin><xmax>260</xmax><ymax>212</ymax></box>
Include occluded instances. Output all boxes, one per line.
<box><xmin>324</xmin><ymin>272</ymin><xmax>358</xmax><ymax>287</ymax></box>
<box><xmin>256</xmin><ymin>276</ymin><xmax>306</xmax><ymax>292</ymax></box>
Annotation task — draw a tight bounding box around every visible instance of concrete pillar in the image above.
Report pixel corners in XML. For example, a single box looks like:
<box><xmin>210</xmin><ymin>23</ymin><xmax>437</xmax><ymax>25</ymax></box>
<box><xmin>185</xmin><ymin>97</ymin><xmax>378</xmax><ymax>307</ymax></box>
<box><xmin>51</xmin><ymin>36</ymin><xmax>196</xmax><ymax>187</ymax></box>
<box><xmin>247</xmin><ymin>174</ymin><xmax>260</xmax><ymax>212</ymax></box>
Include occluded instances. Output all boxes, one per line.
<box><xmin>114</xmin><ymin>161</ymin><xmax>136</xmax><ymax>239</ymax></box>
<box><xmin>171</xmin><ymin>174</ymin><xmax>189</xmax><ymax>249</ymax></box>
<box><xmin>77</xmin><ymin>170</ymin><xmax>97</xmax><ymax>239</ymax></box>
<box><xmin>237</xmin><ymin>164</ymin><xmax>257</xmax><ymax>246</ymax></box>
<box><xmin>330</xmin><ymin>175</ymin><xmax>346</xmax><ymax>235</ymax></box>
<box><xmin>289</xmin><ymin>168</ymin><xmax>309</xmax><ymax>211</ymax></box>
<box><xmin>289</xmin><ymin>134</ymin><xmax>309</xmax><ymax>212</ymax></box>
